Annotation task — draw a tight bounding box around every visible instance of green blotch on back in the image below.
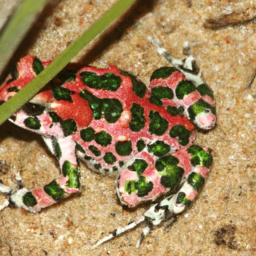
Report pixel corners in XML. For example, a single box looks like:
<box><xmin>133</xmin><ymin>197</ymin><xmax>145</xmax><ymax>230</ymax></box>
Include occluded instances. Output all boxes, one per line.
<box><xmin>52</xmin><ymin>137</ymin><xmax>62</xmax><ymax>160</ymax></box>
<box><xmin>115</xmin><ymin>141</ymin><xmax>132</xmax><ymax>156</ymax></box>
<box><xmin>102</xmin><ymin>98</ymin><xmax>123</xmax><ymax>123</ymax></box>
<box><xmin>124</xmin><ymin>176</ymin><xmax>153</xmax><ymax>197</ymax></box>
<box><xmin>62</xmin><ymin>161</ymin><xmax>80</xmax><ymax>188</ymax></box>
<box><xmin>104</xmin><ymin>152</ymin><xmax>116</xmax><ymax>164</ymax></box>
<box><xmin>62</xmin><ymin>119</ymin><xmax>77</xmax><ymax>136</ymax></box>
<box><xmin>120</xmin><ymin>70</ymin><xmax>146</xmax><ymax>98</ymax></box>
<box><xmin>147</xmin><ymin>141</ymin><xmax>170</xmax><ymax>157</ymax></box>
<box><xmin>187</xmin><ymin>145</ymin><xmax>212</xmax><ymax>168</ymax></box>
<box><xmin>33</xmin><ymin>57</ymin><xmax>44</xmax><ymax>75</ymax></box>
<box><xmin>128</xmin><ymin>159</ymin><xmax>148</xmax><ymax>175</ymax></box>
<box><xmin>137</xmin><ymin>139</ymin><xmax>145</xmax><ymax>152</ymax></box>
<box><xmin>170</xmin><ymin>125</ymin><xmax>191</xmax><ymax>146</ymax></box>
<box><xmin>129</xmin><ymin>103</ymin><xmax>145</xmax><ymax>132</ymax></box>
<box><xmin>95</xmin><ymin>131</ymin><xmax>112</xmax><ymax>146</ymax></box>
<box><xmin>176</xmin><ymin>80</ymin><xmax>196</xmax><ymax>99</ymax></box>
<box><xmin>150</xmin><ymin>87</ymin><xmax>174</xmax><ymax>106</ymax></box>
<box><xmin>51</xmin><ymin>86</ymin><xmax>74</xmax><ymax>102</ymax></box>
<box><xmin>149</xmin><ymin>111</ymin><xmax>168</xmax><ymax>136</ymax></box>
<box><xmin>155</xmin><ymin>155</ymin><xmax>184</xmax><ymax>189</ymax></box>
<box><xmin>24</xmin><ymin>117</ymin><xmax>41</xmax><ymax>130</ymax></box>
<box><xmin>150</xmin><ymin>67</ymin><xmax>178</xmax><ymax>81</ymax></box>
<box><xmin>79</xmin><ymin>89</ymin><xmax>123</xmax><ymax>123</ymax></box>
<box><xmin>197</xmin><ymin>84</ymin><xmax>214</xmax><ymax>99</ymax></box>
<box><xmin>188</xmin><ymin>172</ymin><xmax>205</xmax><ymax>192</ymax></box>
<box><xmin>49</xmin><ymin>111</ymin><xmax>60</xmax><ymax>123</ymax></box>
<box><xmin>176</xmin><ymin>192</ymin><xmax>191</xmax><ymax>206</ymax></box>
<box><xmin>89</xmin><ymin>145</ymin><xmax>101</xmax><ymax>156</ymax></box>
<box><xmin>57</xmin><ymin>69</ymin><xmax>77</xmax><ymax>83</ymax></box>
<box><xmin>44</xmin><ymin>180</ymin><xmax>66</xmax><ymax>201</ymax></box>
<box><xmin>23</xmin><ymin>192</ymin><xmax>37</xmax><ymax>207</ymax></box>
<box><xmin>167</xmin><ymin>106</ymin><xmax>184</xmax><ymax>116</ymax></box>
<box><xmin>80</xmin><ymin>71</ymin><xmax>122</xmax><ymax>91</ymax></box>
<box><xmin>80</xmin><ymin>127</ymin><xmax>95</xmax><ymax>142</ymax></box>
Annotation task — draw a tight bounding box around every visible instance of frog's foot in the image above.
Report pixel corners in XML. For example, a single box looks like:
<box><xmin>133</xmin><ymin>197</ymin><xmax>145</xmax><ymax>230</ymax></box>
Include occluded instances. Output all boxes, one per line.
<box><xmin>148</xmin><ymin>36</ymin><xmax>203</xmax><ymax>86</ymax></box>
<box><xmin>0</xmin><ymin>170</ymin><xmax>23</xmax><ymax>211</ymax></box>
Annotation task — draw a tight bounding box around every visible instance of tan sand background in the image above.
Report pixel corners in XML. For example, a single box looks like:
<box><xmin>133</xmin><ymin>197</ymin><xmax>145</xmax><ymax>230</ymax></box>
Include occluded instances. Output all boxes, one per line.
<box><xmin>0</xmin><ymin>0</ymin><xmax>256</xmax><ymax>255</ymax></box>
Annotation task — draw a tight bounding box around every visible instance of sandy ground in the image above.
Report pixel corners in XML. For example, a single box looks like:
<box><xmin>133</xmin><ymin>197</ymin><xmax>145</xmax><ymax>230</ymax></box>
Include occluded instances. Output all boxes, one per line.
<box><xmin>0</xmin><ymin>0</ymin><xmax>256</xmax><ymax>255</ymax></box>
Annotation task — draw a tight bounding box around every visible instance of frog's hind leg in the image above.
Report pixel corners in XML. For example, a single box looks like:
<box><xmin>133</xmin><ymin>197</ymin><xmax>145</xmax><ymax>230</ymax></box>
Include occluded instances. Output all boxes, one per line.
<box><xmin>147</xmin><ymin>37</ymin><xmax>216</xmax><ymax>130</ymax></box>
<box><xmin>93</xmin><ymin>145</ymin><xmax>212</xmax><ymax>248</ymax></box>
<box><xmin>9</xmin><ymin>136</ymin><xmax>80</xmax><ymax>213</ymax></box>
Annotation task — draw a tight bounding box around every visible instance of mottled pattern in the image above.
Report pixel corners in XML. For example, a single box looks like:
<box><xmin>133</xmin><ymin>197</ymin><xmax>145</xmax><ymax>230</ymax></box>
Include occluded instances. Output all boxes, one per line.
<box><xmin>0</xmin><ymin>54</ymin><xmax>216</xmax><ymax>246</ymax></box>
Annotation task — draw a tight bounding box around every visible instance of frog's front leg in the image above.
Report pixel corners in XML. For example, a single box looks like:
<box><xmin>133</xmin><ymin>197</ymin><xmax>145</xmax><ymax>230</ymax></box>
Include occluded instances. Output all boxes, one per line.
<box><xmin>148</xmin><ymin>37</ymin><xmax>216</xmax><ymax>130</ymax></box>
<box><xmin>9</xmin><ymin>135</ymin><xmax>80</xmax><ymax>213</ymax></box>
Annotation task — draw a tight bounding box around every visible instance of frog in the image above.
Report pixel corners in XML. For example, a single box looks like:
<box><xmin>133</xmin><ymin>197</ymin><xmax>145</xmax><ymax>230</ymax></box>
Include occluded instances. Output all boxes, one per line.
<box><xmin>0</xmin><ymin>41</ymin><xmax>216</xmax><ymax>247</ymax></box>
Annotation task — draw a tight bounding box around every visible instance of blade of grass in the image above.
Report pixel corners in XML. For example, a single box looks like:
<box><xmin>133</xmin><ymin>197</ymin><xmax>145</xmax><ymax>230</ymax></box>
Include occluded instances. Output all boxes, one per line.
<box><xmin>0</xmin><ymin>0</ymin><xmax>49</xmax><ymax>74</ymax></box>
<box><xmin>0</xmin><ymin>0</ymin><xmax>137</xmax><ymax>125</ymax></box>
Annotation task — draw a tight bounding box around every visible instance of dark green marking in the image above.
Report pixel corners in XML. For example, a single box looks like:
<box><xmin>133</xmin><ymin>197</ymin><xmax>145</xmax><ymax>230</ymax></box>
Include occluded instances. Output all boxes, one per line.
<box><xmin>170</xmin><ymin>125</ymin><xmax>191</xmax><ymax>146</ymax></box>
<box><xmin>57</xmin><ymin>68</ymin><xmax>77</xmax><ymax>83</ymax></box>
<box><xmin>147</xmin><ymin>141</ymin><xmax>170</xmax><ymax>157</ymax></box>
<box><xmin>6</xmin><ymin>86</ymin><xmax>18</xmax><ymax>92</ymax></box>
<box><xmin>22</xmin><ymin>103</ymin><xmax>45</xmax><ymax>116</ymax></box>
<box><xmin>102</xmin><ymin>98</ymin><xmax>123</xmax><ymax>123</ymax></box>
<box><xmin>187</xmin><ymin>99</ymin><xmax>216</xmax><ymax>123</ymax></box>
<box><xmin>197</xmin><ymin>84</ymin><xmax>214</xmax><ymax>99</ymax></box>
<box><xmin>89</xmin><ymin>145</ymin><xmax>101</xmax><ymax>156</ymax></box>
<box><xmin>62</xmin><ymin>119</ymin><xmax>77</xmax><ymax>136</ymax></box>
<box><xmin>95</xmin><ymin>131</ymin><xmax>112</xmax><ymax>146</ymax></box>
<box><xmin>129</xmin><ymin>103</ymin><xmax>145</xmax><ymax>132</ymax></box>
<box><xmin>51</xmin><ymin>86</ymin><xmax>74</xmax><ymax>102</ymax></box>
<box><xmin>79</xmin><ymin>89</ymin><xmax>123</xmax><ymax>123</ymax></box>
<box><xmin>104</xmin><ymin>152</ymin><xmax>116</xmax><ymax>164</ymax></box>
<box><xmin>80</xmin><ymin>127</ymin><xmax>95</xmax><ymax>142</ymax></box>
<box><xmin>75</xmin><ymin>142</ymin><xmax>85</xmax><ymax>153</ymax></box>
<box><xmin>62</xmin><ymin>161</ymin><xmax>80</xmax><ymax>188</ymax></box>
<box><xmin>79</xmin><ymin>89</ymin><xmax>101</xmax><ymax>119</ymax></box>
<box><xmin>149</xmin><ymin>111</ymin><xmax>168</xmax><ymax>136</ymax></box>
<box><xmin>6</xmin><ymin>64</ymin><xmax>19</xmax><ymax>84</ymax></box>
<box><xmin>80</xmin><ymin>71</ymin><xmax>122</xmax><ymax>91</ymax></box>
<box><xmin>120</xmin><ymin>70</ymin><xmax>146</xmax><ymax>98</ymax></box>
<box><xmin>115</xmin><ymin>141</ymin><xmax>132</xmax><ymax>156</ymax></box>
<box><xmin>52</xmin><ymin>137</ymin><xmax>62</xmax><ymax>160</ymax></box>
<box><xmin>128</xmin><ymin>159</ymin><xmax>148</xmax><ymax>175</ymax></box>
<box><xmin>150</xmin><ymin>87</ymin><xmax>174</xmax><ymax>106</ymax></box>
<box><xmin>167</xmin><ymin>106</ymin><xmax>184</xmax><ymax>116</ymax></box>
<box><xmin>94</xmin><ymin>164</ymin><xmax>101</xmax><ymax>170</ymax></box>
<box><xmin>24</xmin><ymin>117</ymin><xmax>41</xmax><ymax>130</ymax></box>
<box><xmin>124</xmin><ymin>176</ymin><xmax>153</xmax><ymax>197</ymax></box>
<box><xmin>176</xmin><ymin>192</ymin><xmax>191</xmax><ymax>206</ymax></box>
<box><xmin>155</xmin><ymin>155</ymin><xmax>184</xmax><ymax>189</ymax></box>
<box><xmin>44</xmin><ymin>180</ymin><xmax>66</xmax><ymax>201</ymax></box>
<box><xmin>33</xmin><ymin>57</ymin><xmax>44</xmax><ymax>75</ymax></box>
<box><xmin>150</xmin><ymin>67</ymin><xmax>178</xmax><ymax>81</ymax></box>
<box><xmin>188</xmin><ymin>172</ymin><xmax>205</xmax><ymax>192</ymax></box>
<box><xmin>23</xmin><ymin>192</ymin><xmax>37</xmax><ymax>207</ymax></box>
<box><xmin>187</xmin><ymin>145</ymin><xmax>213</xmax><ymax>168</ymax></box>
<box><xmin>176</xmin><ymin>80</ymin><xmax>196</xmax><ymax>99</ymax></box>
<box><xmin>49</xmin><ymin>111</ymin><xmax>60</xmax><ymax>123</ymax></box>
<box><xmin>137</xmin><ymin>139</ymin><xmax>146</xmax><ymax>152</ymax></box>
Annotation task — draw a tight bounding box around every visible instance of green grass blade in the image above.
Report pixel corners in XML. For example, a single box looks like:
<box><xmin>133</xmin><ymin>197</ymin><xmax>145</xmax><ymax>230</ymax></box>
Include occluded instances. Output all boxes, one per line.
<box><xmin>0</xmin><ymin>0</ymin><xmax>49</xmax><ymax>74</ymax></box>
<box><xmin>0</xmin><ymin>0</ymin><xmax>137</xmax><ymax>125</ymax></box>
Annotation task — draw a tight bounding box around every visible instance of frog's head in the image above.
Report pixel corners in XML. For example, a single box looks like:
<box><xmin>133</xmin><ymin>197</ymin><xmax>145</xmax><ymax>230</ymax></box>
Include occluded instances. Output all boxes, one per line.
<box><xmin>0</xmin><ymin>55</ymin><xmax>38</xmax><ymax>103</ymax></box>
